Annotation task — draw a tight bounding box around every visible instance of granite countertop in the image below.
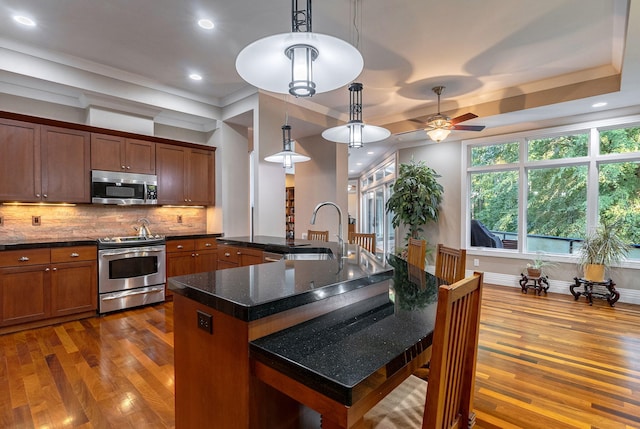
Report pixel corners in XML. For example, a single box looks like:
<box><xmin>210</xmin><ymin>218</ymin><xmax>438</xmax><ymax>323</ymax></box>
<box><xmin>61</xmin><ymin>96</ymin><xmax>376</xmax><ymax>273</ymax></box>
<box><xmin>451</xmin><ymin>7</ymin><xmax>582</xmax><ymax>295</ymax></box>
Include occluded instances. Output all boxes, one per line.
<box><xmin>168</xmin><ymin>236</ymin><xmax>393</xmax><ymax>321</ymax></box>
<box><xmin>249</xmin><ymin>254</ymin><xmax>441</xmax><ymax>406</ymax></box>
<box><xmin>0</xmin><ymin>232</ymin><xmax>223</xmax><ymax>251</ymax></box>
<box><xmin>0</xmin><ymin>238</ymin><xmax>99</xmax><ymax>251</ymax></box>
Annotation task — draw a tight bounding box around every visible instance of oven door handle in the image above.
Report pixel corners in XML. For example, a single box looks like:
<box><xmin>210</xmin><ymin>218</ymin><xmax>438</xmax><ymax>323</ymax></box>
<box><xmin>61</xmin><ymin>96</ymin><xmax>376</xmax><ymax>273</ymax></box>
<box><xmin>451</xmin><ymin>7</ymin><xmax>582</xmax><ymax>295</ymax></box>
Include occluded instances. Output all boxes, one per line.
<box><xmin>100</xmin><ymin>248</ymin><xmax>164</xmax><ymax>257</ymax></box>
<box><xmin>101</xmin><ymin>287</ymin><xmax>165</xmax><ymax>300</ymax></box>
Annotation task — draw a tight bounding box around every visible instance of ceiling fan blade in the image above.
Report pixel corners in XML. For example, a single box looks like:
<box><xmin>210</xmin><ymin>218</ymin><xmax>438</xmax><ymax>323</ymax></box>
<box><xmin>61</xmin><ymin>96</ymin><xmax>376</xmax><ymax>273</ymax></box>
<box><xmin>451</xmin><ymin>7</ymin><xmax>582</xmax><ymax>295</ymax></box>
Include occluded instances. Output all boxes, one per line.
<box><xmin>395</xmin><ymin>128</ymin><xmax>424</xmax><ymax>136</ymax></box>
<box><xmin>450</xmin><ymin>112</ymin><xmax>478</xmax><ymax>125</ymax></box>
<box><xmin>452</xmin><ymin>124</ymin><xmax>486</xmax><ymax>132</ymax></box>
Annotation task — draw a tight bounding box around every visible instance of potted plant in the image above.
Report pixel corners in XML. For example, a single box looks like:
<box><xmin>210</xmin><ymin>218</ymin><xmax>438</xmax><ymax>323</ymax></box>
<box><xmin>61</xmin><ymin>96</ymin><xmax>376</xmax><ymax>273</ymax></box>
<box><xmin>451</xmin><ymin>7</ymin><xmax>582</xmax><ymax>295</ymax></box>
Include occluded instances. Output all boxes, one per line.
<box><xmin>385</xmin><ymin>160</ymin><xmax>444</xmax><ymax>245</ymax></box>
<box><xmin>577</xmin><ymin>221</ymin><xmax>629</xmax><ymax>282</ymax></box>
<box><xmin>526</xmin><ymin>252</ymin><xmax>555</xmax><ymax>278</ymax></box>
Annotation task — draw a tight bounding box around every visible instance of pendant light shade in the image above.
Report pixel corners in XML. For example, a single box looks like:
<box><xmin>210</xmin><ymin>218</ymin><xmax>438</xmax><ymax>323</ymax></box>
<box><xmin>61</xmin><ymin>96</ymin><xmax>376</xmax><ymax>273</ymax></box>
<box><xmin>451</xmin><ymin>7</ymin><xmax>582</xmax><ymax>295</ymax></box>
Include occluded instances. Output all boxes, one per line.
<box><xmin>235</xmin><ymin>0</ymin><xmax>363</xmax><ymax>98</ymax></box>
<box><xmin>264</xmin><ymin>124</ymin><xmax>310</xmax><ymax>168</ymax></box>
<box><xmin>322</xmin><ymin>82</ymin><xmax>390</xmax><ymax>148</ymax></box>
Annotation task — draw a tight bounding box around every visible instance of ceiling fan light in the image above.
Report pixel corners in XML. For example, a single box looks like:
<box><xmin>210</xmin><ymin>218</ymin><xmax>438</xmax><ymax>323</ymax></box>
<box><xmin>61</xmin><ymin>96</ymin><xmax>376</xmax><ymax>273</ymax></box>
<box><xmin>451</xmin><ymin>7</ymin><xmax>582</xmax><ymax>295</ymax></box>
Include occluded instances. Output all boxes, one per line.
<box><xmin>427</xmin><ymin>128</ymin><xmax>451</xmax><ymax>142</ymax></box>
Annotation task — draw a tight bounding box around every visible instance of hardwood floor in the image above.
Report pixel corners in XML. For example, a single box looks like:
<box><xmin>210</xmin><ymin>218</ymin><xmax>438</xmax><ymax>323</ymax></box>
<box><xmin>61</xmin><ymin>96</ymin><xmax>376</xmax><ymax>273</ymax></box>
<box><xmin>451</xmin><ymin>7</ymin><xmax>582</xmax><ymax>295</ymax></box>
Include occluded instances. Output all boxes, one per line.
<box><xmin>0</xmin><ymin>285</ymin><xmax>639</xmax><ymax>428</ymax></box>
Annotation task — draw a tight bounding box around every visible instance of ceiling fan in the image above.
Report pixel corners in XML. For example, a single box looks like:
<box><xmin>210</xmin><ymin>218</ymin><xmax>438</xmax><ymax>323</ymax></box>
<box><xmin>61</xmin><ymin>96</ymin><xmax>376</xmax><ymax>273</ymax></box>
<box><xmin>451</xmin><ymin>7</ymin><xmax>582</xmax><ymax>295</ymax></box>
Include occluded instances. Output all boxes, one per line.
<box><xmin>403</xmin><ymin>86</ymin><xmax>486</xmax><ymax>142</ymax></box>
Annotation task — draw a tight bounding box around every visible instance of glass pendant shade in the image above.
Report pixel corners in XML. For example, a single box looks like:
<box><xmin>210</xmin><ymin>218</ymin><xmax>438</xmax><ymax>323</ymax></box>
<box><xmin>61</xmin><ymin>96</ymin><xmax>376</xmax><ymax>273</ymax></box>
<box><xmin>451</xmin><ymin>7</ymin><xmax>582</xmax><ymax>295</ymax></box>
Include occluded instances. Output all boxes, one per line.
<box><xmin>426</xmin><ymin>128</ymin><xmax>451</xmax><ymax>142</ymax></box>
<box><xmin>322</xmin><ymin>82</ymin><xmax>390</xmax><ymax>148</ymax></box>
<box><xmin>264</xmin><ymin>124</ymin><xmax>310</xmax><ymax>168</ymax></box>
<box><xmin>235</xmin><ymin>1</ymin><xmax>362</xmax><ymax>97</ymax></box>
<box><xmin>348</xmin><ymin>122</ymin><xmax>364</xmax><ymax>148</ymax></box>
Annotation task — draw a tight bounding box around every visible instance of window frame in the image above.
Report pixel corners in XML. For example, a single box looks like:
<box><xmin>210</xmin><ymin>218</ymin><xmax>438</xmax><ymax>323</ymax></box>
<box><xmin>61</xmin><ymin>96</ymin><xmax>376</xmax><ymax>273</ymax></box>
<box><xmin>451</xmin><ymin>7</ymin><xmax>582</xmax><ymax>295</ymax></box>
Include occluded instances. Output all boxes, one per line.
<box><xmin>462</xmin><ymin>115</ymin><xmax>640</xmax><ymax>267</ymax></box>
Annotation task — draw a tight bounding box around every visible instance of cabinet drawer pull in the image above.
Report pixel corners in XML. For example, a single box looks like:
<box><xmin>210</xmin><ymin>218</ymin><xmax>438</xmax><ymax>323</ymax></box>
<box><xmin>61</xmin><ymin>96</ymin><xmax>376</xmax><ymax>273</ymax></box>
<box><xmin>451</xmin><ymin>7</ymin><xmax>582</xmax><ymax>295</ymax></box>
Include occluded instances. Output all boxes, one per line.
<box><xmin>205</xmin><ymin>243</ymin><xmax>212</xmax><ymax>247</ymax></box>
<box><xmin>52</xmin><ymin>267</ymin><xmax>57</xmax><ymax>271</ymax></box>
<box><xmin>70</xmin><ymin>252</ymin><xmax>80</xmax><ymax>257</ymax></box>
<box><xmin>18</xmin><ymin>256</ymin><xmax>30</xmax><ymax>262</ymax></box>
<box><xmin>192</xmin><ymin>253</ymin><xmax>196</xmax><ymax>257</ymax></box>
<box><xmin>177</xmin><ymin>245</ymin><xmax>184</xmax><ymax>249</ymax></box>
<box><xmin>224</xmin><ymin>252</ymin><xmax>231</xmax><ymax>257</ymax></box>
<box><xmin>45</xmin><ymin>267</ymin><xmax>50</xmax><ymax>272</ymax></box>
<box><xmin>236</xmin><ymin>251</ymin><xmax>242</xmax><ymax>255</ymax></box>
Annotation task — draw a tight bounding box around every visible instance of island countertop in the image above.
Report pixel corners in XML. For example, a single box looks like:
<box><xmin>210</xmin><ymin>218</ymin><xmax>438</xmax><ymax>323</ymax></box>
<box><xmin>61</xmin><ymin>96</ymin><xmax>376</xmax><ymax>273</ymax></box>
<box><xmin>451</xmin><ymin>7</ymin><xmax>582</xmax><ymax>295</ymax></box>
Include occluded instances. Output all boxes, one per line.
<box><xmin>168</xmin><ymin>236</ymin><xmax>393</xmax><ymax>321</ymax></box>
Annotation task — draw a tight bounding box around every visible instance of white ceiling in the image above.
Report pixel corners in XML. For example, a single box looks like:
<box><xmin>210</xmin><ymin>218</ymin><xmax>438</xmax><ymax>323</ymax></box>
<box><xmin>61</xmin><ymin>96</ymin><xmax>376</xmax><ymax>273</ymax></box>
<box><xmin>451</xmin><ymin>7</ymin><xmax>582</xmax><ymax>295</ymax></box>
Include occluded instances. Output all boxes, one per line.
<box><xmin>1</xmin><ymin>0</ymin><xmax>638</xmax><ymax>176</ymax></box>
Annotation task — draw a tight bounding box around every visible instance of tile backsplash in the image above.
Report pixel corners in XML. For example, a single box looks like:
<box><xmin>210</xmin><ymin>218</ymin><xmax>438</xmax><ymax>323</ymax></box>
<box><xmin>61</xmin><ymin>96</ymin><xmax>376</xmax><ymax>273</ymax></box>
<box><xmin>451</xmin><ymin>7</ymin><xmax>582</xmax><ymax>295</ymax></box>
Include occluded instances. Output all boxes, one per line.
<box><xmin>0</xmin><ymin>205</ymin><xmax>208</xmax><ymax>241</ymax></box>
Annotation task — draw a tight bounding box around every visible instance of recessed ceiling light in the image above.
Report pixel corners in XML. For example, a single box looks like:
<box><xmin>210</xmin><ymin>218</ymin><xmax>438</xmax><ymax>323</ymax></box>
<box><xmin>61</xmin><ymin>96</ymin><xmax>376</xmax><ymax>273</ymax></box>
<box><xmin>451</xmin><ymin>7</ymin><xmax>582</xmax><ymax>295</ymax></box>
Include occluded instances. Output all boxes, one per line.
<box><xmin>592</xmin><ymin>102</ymin><xmax>607</xmax><ymax>108</ymax></box>
<box><xmin>13</xmin><ymin>15</ymin><xmax>36</xmax><ymax>27</ymax></box>
<box><xmin>356</xmin><ymin>162</ymin><xmax>363</xmax><ymax>166</ymax></box>
<box><xmin>198</xmin><ymin>19</ymin><xmax>214</xmax><ymax>30</ymax></box>
<box><xmin>189</xmin><ymin>73</ymin><xmax>203</xmax><ymax>81</ymax></box>
<box><xmin>367</xmin><ymin>151</ymin><xmax>374</xmax><ymax>155</ymax></box>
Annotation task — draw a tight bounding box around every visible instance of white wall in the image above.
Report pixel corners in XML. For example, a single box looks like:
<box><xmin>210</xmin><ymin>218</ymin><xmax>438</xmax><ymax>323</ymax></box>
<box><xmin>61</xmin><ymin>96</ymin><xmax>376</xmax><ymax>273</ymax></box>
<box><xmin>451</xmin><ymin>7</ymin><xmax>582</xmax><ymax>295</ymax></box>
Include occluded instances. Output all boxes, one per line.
<box><xmin>295</xmin><ymin>136</ymin><xmax>348</xmax><ymax>242</ymax></box>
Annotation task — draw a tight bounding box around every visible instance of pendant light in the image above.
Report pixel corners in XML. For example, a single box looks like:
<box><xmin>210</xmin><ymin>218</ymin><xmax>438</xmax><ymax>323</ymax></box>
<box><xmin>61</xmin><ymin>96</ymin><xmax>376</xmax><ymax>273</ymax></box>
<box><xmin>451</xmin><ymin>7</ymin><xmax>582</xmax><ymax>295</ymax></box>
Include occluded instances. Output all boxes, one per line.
<box><xmin>322</xmin><ymin>82</ymin><xmax>390</xmax><ymax>148</ymax></box>
<box><xmin>264</xmin><ymin>124</ymin><xmax>310</xmax><ymax>168</ymax></box>
<box><xmin>235</xmin><ymin>0</ymin><xmax>363</xmax><ymax>97</ymax></box>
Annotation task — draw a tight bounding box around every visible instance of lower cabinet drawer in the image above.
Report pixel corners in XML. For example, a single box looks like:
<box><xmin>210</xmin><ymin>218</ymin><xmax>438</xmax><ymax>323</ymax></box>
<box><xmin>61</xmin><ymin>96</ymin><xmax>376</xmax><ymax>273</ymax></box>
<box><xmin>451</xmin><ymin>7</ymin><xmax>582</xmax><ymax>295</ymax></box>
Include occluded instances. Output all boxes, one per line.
<box><xmin>0</xmin><ymin>249</ymin><xmax>50</xmax><ymax>267</ymax></box>
<box><xmin>51</xmin><ymin>246</ymin><xmax>96</xmax><ymax>263</ymax></box>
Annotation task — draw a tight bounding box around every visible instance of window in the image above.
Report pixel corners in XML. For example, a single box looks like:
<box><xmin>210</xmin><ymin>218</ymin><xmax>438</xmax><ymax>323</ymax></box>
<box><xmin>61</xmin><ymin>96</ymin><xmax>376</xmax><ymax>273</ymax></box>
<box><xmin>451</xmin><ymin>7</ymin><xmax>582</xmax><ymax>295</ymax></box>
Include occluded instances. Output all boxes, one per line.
<box><xmin>465</xmin><ymin>120</ymin><xmax>640</xmax><ymax>259</ymax></box>
<box><xmin>359</xmin><ymin>156</ymin><xmax>396</xmax><ymax>256</ymax></box>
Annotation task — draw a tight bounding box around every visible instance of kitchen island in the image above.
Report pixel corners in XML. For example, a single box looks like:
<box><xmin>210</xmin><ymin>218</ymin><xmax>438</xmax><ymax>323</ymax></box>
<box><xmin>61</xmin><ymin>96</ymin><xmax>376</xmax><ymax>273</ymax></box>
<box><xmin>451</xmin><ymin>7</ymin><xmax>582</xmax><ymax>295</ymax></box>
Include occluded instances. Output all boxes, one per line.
<box><xmin>169</xmin><ymin>237</ymin><xmax>435</xmax><ymax>428</ymax></box>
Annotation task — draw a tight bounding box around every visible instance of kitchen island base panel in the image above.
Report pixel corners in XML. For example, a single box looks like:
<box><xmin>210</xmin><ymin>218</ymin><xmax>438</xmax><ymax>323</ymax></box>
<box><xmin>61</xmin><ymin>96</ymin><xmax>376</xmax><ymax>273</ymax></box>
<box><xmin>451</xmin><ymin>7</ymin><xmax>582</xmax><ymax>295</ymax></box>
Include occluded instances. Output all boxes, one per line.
<box><xmin>173</xmin><ymin>283</ymin><xmax>394</xmax><ymax>428</ymax></box>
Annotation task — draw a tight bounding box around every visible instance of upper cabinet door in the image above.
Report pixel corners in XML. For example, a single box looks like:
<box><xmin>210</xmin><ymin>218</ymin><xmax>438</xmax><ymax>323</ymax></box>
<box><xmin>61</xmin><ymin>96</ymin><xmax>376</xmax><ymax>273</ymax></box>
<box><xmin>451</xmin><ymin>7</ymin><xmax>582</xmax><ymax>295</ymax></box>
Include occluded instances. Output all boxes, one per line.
<box><xmin>91</xmin><ymin>133</ymin><xmax>155</xmax><ymax>174</ymax></box>
<box><xmin>41</xmin><ymin>126</ymin><xmax>91</xmax><ymax>203</ymax></box>
<box><xmin>156</xmin><ymin>143</ymin><xmax>187</xmax><ymax>205</ymax></box>
<box><xmin>187</xmin><ymin>148</ymin><xmax>214</xmax><ymax>206</ymax></box>
<box><xmin>0</xmin><ymin>118</ymin><xmax>41</xmax><ymax>202</ymax></box>
<box><xmin>125</xmin><ymin>138</ymin><xmax>156</xmax><ymax>174</ymax></box>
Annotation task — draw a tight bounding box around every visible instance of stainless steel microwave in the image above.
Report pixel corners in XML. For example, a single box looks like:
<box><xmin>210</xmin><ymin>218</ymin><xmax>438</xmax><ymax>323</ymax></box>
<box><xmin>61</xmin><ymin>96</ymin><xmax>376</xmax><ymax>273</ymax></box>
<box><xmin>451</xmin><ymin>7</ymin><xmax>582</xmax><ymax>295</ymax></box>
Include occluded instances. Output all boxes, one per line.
<box><xmin>91</xmin><ymin>170</ymin><xmax>158</xmax><ymax>205</ymax></box>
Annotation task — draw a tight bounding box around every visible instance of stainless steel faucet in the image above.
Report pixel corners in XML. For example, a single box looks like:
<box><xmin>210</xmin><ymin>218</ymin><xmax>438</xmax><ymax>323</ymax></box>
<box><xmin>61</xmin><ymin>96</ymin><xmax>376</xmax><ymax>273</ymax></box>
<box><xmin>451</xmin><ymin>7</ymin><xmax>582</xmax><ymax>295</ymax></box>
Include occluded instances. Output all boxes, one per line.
<box><xmin>310</xmin><ymin>201</ymin><xmax>343</xmax><ymax>254</ymax></box>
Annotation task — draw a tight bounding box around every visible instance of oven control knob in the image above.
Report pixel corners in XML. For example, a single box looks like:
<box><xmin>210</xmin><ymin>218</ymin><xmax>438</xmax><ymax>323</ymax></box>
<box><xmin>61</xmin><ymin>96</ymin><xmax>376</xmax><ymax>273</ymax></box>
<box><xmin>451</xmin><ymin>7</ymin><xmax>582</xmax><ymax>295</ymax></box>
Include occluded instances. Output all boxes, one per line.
<box><xmin>103</xmin><ymin>237</ymin><xmax>111</xmax><ymax>242</ymax></box>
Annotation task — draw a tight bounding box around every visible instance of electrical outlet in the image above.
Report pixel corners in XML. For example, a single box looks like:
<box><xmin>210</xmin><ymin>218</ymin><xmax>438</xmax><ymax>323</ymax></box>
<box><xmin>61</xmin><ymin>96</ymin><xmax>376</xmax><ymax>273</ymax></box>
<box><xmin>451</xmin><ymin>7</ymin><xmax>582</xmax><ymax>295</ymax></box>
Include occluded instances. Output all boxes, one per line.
<box><xmin>177</xmin><ymin>215</ymin><xmax>183</xmax><ymax>223</ymax></box>
<box><xmin>473</xmin><ymin>258</ymin><xmax>480</xmax><ymax>267</ymax></box>
<box><xmin>197</xmin><ymin>310</ymin><xmax>213</xmax><ymax>334</ymax></box>
<box><xmin>32</xmin><ymin>216</ymin><xmax>41</xmax><ymax>226</ymax></box>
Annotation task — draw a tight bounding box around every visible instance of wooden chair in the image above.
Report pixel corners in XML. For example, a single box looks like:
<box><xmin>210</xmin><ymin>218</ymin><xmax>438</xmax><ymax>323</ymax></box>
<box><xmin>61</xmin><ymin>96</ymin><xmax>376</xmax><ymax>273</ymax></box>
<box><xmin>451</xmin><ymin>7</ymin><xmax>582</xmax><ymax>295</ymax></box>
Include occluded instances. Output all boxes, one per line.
<box><xmin>349</xmin><ymin>232</ymin><xmax>376</xmax><ymax>253</ymax></box>
<box><xmin>361</xmin><ymin>272</ymin><xmax>484</xmax><ymax>429</ymax></box>
<box><xmin>307</xmin><ymin>230</ymin><xmax>329</xmax><ymax>242</ymax></box>
<box><xmin>434</xmin><ymin>243</ymin><xmax>467</xmax><ymax>284</ymax></box>
<box><xmin>407</xmin><ymin>238</ymin><xmax>427</xmax><ymax>270</ymax></box>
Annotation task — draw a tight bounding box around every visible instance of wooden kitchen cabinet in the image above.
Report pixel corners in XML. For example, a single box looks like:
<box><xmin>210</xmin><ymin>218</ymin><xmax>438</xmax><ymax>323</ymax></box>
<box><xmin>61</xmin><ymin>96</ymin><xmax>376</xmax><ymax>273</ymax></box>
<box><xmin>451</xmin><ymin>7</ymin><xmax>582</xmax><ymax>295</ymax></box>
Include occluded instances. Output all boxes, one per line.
<box><xmin>0</xmin><ymin>118</ymin><xmax>90</xmax><ymax>203</ymax></box>
<box><xmin>90</xmin><ymin>133</ymin><xmax>156</xmax><ymax>174</ymax></box>
<box><xmin>0</xmin><ymin>248</ymin><xmax>51</xmax><ymax>326</ymax></box>
<box><xmin>156</xmin><ymin>143</ymin><xmax>215</xmax><ymax>205</ymax></box>
<box><xmin>0</xmin><ymin>246</ymin><xmax>97</xmax><ymax>329</ymax></box>
<box><xmin>166</xmin><ymin>237</ymin><xmax>218</xmax><ymax>299</ymax></box>
<box><xmin>50</xmin><ymin>246</ymin><xmax>97</xmax><ymax>317</ymax></box>
<box><xmin>0</xmin><ymin>118</ymin><xmax>41</xmax><ymax>202</ymax></box>
<box><xmin>217</xmin><ymin>244</ymin><xmax>264</xmax><ymax>270</ymax></box>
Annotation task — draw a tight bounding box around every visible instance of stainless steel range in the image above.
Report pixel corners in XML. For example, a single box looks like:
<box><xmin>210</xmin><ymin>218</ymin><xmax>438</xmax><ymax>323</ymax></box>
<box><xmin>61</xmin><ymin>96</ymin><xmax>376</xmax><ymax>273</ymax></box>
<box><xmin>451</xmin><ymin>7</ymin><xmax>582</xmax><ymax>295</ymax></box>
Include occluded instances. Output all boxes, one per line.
<box><xmin>97</xmin><ymin>235</ymin><xmax>166</xmax><ymax>313</ymax></box>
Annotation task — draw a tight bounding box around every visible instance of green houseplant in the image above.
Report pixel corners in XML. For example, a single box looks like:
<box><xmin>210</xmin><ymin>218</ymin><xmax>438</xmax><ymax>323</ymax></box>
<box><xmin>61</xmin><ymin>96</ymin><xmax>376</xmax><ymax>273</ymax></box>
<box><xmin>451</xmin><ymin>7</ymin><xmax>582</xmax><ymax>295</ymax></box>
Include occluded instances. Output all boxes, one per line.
<box><xmin>385</xmin><ymin>160</ymin><xmax>444</xmax><ymax>247</ymax></box>
<box><xmin>578</xmin><ymin>221</ymin><xmax>629</xmax><ymax>282</ymax></box>
<box><xmin>526</xmin><ymin>252</ymin><xmax>556</xmax><ymax>278</ymax></box>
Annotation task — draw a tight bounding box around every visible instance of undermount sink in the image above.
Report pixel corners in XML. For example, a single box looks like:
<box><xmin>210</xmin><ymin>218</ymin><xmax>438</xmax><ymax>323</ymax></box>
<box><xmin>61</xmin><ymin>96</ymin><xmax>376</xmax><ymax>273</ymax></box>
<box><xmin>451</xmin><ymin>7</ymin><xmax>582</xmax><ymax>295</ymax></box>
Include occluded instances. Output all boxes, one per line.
<box><xmin>283</xmin><ymin>252</ymin><xmax>334</xmax><ymax>261</ymax></box>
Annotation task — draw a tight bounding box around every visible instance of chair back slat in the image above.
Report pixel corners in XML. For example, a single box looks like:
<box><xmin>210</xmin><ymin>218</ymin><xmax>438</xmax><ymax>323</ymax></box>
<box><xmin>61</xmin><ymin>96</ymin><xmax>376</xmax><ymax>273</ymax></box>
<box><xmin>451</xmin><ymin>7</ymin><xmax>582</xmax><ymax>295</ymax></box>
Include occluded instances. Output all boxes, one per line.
<box><xmin>435</xmin><ymin>244</ymin><xmax>467</xmax><ymax>284</ymax></box>
<box><xmin>349</xmin><ymin>232</ymin><xmax>376</xmax><ymax>253</ymax></box>
<box><xmin>423</xmin><ymin>272</ymin><xmax>483</xmax><ymax>429</ymax></box>
<box><xmin>307</xmin><ymin>230</ymin><xmax>329</xmax><ymax>242</ymax></box>
<box><xmin>407</xmin><ymin>238</ymin><xmax>427</xmax><ymax>270</ymax></box>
